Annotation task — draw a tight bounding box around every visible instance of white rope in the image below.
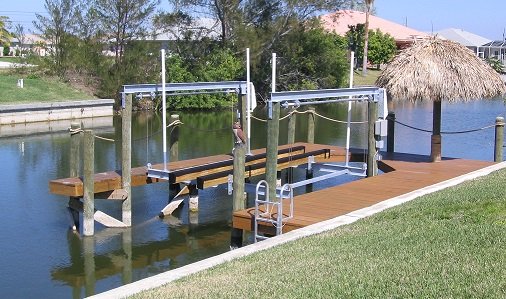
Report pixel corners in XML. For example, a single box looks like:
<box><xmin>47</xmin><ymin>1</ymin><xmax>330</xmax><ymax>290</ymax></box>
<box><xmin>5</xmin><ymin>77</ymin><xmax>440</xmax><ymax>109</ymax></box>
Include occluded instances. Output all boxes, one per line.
<box><xmin>68</xmin><ymin>127</ymin><xmax>115</xmax><ymax>142</ymax></box>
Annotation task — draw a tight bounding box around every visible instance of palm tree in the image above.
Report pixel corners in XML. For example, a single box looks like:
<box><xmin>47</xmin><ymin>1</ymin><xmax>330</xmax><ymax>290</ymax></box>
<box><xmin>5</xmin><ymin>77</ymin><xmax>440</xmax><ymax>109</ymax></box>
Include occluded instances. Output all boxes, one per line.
<box><xmin>0</xmin><ymin>16</ymin><xmax>12</xmax><ymax>46</ymax></box>
<box><xmin>361</xmin><ymin>0</ymin><xmax>374</xmax><ymax>76</ymax></box>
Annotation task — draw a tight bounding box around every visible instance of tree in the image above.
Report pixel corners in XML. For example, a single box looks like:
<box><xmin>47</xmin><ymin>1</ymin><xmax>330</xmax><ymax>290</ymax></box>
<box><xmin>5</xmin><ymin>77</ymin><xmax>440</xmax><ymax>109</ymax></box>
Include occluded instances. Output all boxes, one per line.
<box><xmin>270</xmin><ymin>25</ymin><xmax>348</xmax><ymax>94</ymax></box>
<box><xmin>367</xmin><ymin>29</ymin><xmax>396</xmax><ymax>69</ymax></box>
<box><xmin>13</xmin><ymin>24</ymin><xmax>26</xmax><ymax>52</ymax></box>
<box><xmin>0</xmin><ymin>16</ymin><xmax>12</xmax><ymax>46</ymax></box>
<box><xmin>94</xmin><ymin>0</ymin><xmax>159</xmax><ymax>65</ymax></box>
<box><xmin>361</xmin><ymin>0</ymin><xmax>373</xmax><ymax>76</ymax></box>
<box><xmin>34</xmin><ymin>0</ymin><xmax>79</xmax><ymax>77</ymax></box>
<box><xmin>347</xmin><ymin>26</ymin><xmax>395</xmax><ymax>70</ymax></box>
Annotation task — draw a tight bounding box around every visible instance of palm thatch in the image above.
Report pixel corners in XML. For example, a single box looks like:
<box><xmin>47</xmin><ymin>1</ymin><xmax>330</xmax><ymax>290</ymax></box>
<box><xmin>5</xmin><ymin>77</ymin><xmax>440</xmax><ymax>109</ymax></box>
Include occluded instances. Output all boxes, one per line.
<box><xmin>376</xmin><ymin>38</ymin><xmax>506</xmax><ymax>102</ymax></box>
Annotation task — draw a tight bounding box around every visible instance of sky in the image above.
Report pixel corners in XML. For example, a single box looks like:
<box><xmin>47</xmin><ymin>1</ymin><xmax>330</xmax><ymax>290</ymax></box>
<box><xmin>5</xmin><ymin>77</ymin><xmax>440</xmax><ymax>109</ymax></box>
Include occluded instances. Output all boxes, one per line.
<box><xmin>1</xmin><ymin>0</ymin><xmax>505</xmax><ymax>41</ymax></box>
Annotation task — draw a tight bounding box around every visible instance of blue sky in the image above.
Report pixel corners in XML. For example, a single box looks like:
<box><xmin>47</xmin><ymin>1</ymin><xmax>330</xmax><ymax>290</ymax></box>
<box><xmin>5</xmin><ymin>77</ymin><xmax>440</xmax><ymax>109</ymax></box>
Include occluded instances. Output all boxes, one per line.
<box><xmin>1</xmin><ymin>0</ymin><xmax>505</xmax><ymax>40</ymax></box>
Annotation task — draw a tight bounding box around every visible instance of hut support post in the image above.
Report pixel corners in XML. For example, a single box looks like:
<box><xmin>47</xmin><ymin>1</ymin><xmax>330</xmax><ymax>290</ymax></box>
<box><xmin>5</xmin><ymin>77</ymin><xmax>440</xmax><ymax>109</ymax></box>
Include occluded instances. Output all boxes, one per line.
<box><xmin>231</xmin><ymin>143</ymin><xmax>246</xmax><ymax>248</ymax></box>
<box><xmin>122</xmin><ymin>94</ymin><xmax>132</xmax><ymax>226</ymax></box>
<box><xmin>495</xmin><ymin>116</ymin><xmax>504</xmax><ymax>162</ymax></box>
<box><xmin>387</xmin><ymin>112</ymin><xmax>395</xmax><ymax>153</ymax></box>
<box><xmin>307</xmin><ymin>108</ymin><xmax>315</xmax><ymax>144</ymax></box>
<box><xmin>431</xmin><ymin>101</ymin><xmax>442</xmax><ymax>162</ymax></box>
<box><xmin>83</xmin><ymin>130</ymin><xmax>95</xmax><ymax>236</ymax></box>
<box><xmin>68</xmin><ymin>122</ymin><xmax>81</xmax><ymax>231</ymax></box>
<box><xmin>367</xmin><ymin>101</ymin><xmax>378</xmax><ymax>177</ymax></box>
<box><xmin>266</xmin><ymin>102</ymin><xmax>280</xmax><ymax>201</ymax></box>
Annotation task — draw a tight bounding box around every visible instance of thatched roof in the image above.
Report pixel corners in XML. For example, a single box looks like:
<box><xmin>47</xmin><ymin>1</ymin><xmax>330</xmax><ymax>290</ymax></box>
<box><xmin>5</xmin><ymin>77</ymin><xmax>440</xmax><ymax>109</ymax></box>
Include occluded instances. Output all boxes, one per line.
<box><xmin>376</xmin><ymin>38</ymin><xmax>506</xmax><ymax>102</ymax></box>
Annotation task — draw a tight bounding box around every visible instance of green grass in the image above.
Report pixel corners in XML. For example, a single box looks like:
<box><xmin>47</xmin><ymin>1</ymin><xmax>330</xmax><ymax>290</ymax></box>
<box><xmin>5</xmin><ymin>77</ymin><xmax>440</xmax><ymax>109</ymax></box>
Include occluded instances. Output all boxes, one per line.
<box><xmin>0</xmin><ymin>74</ymin><xmax>93</xmax><ymax>104</ymax></box>
<box><xmin>350</xmin><ymin>68</ymin><xmax>382</xmax><ymax>86</ymax></box>
<box><xmin>0</xmin><ymin>57</ymin><xmax>23</xmax><ymax>63</ymax></box>
<box><xmin>133</xmin><ymin>168</ymin><xmax>506</xmax><ymax>298</ymax></box>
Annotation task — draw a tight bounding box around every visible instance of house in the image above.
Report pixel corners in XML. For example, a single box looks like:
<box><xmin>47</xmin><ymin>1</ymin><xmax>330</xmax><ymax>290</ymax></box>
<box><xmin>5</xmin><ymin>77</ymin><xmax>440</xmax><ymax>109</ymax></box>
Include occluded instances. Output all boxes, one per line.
<box><xmin>481</xmin><ymin>40</ymin><xmax>506</xmax><ymax>65</ymax></box>
<box><xmin>9</xmin><ymin>34</ymin><xmax>48</xmax><ymax>56</ymax></box>
<box><xmin>320</xmin><ymin>10</ymin><xmax>429</xmax><ymax>49</ymax></box>
<box><xmin>434</xmin><ymin>28</ymin><xmax>491</xmax><ymax>58</ymax></box>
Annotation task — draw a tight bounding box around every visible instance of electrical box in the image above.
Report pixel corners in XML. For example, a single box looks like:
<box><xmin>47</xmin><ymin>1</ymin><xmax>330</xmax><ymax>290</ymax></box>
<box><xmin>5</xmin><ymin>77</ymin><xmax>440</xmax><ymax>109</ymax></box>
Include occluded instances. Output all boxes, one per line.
<box><xmin>375</xmin><ymin>120</ymin><xmax>388</xmax><ymax>137</ymax></box>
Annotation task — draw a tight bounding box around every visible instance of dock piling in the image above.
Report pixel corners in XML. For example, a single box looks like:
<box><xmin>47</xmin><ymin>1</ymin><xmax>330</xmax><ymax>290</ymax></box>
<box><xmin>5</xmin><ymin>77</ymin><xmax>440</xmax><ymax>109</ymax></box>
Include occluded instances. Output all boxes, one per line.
<box><xmin>231</xmin><ymin>142</ymin><xmax>246</xmax><ymax>248</ymax></box>
<box><xmin>387</xmin><ymin>112</ymin><xmax>395</xmax><ymax>153</ymax></box>
<box><xmin>307</xmin><ymin>107</ymin><xmax>315</xmax><ymax>144</ymax></box>
<box><xmin>188</xmin><ymin>184</ymin><xmax>199</xmax><ymax>212</ymax></box>
<box><xmin>83</xmin><ymin>130</ymin><xmax>95</xmax><ymax>236</ymax></box>
<box><xmin>494</xmin><ymin>116</ymin><xmax>504</xmax><ymax>162</ymax></box>
<box><xmin>68</xmin><ymin>122</ymin><xmax>81</xmax><ymax>230</ymax></box>
<box><xmin>170</xmin><ymin>114</ymin><xmax>180</xmax><ymax>163</ymax></box>
<box><xmin>122</xmin><ymin>94</ymin><xmax>132</xmax><ymax>226</ymax></box>
<box><xmin>367</xmin><ymin>101</ymin><xmax>378</xmax><ymax>177</ymax></box>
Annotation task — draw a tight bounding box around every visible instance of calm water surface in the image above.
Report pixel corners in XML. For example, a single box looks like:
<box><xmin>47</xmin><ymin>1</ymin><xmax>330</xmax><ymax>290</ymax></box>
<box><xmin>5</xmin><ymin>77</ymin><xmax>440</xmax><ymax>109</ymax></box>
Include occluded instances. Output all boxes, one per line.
<box><xmin>0</xmin><ymin>99</ymin><xmax>504</xmax><ymax>298</ymax></box>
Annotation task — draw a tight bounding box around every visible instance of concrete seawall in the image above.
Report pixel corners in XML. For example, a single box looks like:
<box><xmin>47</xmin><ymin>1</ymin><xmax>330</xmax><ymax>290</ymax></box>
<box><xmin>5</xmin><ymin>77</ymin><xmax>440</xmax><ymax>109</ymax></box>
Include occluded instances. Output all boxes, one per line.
<box><xmin>0</xmin><ymin>99</ymin><xmax>115</xmax><ymax>125</ymax></box>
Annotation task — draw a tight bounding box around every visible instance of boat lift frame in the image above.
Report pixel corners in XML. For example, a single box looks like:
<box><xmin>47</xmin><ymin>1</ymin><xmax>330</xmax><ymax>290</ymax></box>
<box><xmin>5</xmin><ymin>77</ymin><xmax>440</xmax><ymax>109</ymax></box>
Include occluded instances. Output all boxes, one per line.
<box><xmin>121</xmin><ymin>49</ymin><xmax>255</xmax><ymax>181</ymax></box>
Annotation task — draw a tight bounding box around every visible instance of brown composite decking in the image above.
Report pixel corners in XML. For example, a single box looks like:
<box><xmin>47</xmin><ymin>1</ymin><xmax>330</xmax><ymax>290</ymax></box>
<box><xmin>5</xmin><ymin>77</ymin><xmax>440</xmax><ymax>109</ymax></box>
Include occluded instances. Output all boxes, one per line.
<box><xmin>232</xmin><ymin>152</ymin><xmax>495</xmax><ymax>233</ymax></box>
<box><xmin>49</xmin><ymin>143</ymin><xmax>348</xmax><ymax>197</ymax></box>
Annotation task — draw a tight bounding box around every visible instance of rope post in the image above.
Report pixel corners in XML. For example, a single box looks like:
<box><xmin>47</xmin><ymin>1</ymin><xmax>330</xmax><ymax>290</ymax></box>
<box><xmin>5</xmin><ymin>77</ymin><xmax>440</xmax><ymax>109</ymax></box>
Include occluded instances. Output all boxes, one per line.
<box><xmin>231</xmin><ymin>143</ymin><xmax>246</xmax><ymax>248</ymax></box>
<box><xmin>122</xmin><ymin>94</ymin><xmax>132</xmax><ymax>227</ymax></box>
<box><xmin>68</xmin><ymin>122</ymin><xmax>81</xmax><ymax>231</ymax></box>
<box><xmin>494</xmin><ymin>116</ymin><xmax>504</xmax><ymax>162</ymax></box>
<box><xmin>367</xmin><ymin>101</ymin><xmax>378</xmax><ymax>177</ymax></box>
<box><xmin>266</xmin><ymin>102</ymin><xmax>281</xmax><ymax>202</ymax></box>
<box><xmin>307</xmin><ymin>107</ymin><xmax>315</xmax><ymax>144</ymax></box>
<box><xmin>387</xmin><ymin>112</ymin><xmax>395</xmax><ymax>153</ymax></box>
<box><xmin>288</xmin><ymin>107</ymin><xmax>296</xmax><ymax>145</ymax></box>
<box><xmin>170</xmin><ymin>114</ymin><xmax>179</xmax><ymax>163</ymax></box>
<box><xmin>431</xmin><ymin>101</ymin><xmax>442</xmax><ymax>162</ymax></box>
<box><xmin>83</xmin><ymin>130</ymin><xmax>95</xmax><ymax>236</ymax></box>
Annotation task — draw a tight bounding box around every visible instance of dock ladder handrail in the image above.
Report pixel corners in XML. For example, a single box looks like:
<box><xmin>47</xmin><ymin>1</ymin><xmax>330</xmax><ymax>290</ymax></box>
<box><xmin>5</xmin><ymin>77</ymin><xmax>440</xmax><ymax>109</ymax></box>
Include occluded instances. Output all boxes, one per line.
<box><xmin>254</xmin><ymin>180</ymin><xmax>294</xmax><ymax>242</ymax></box>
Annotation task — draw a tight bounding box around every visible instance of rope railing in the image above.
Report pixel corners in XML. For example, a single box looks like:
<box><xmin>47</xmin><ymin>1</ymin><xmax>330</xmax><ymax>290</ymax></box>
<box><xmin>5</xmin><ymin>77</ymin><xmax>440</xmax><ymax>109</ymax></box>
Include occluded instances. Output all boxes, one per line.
<box><xmin>388</xmin><ymin>117</ymin><xmax>497</xmax><ymax>135</ymax></box>
<box><xmin>68</xmin><ymin>127</ymin><xmax>115</xmax><ymax>142</ymax></box>
<box><xmin>251</xmin><ymin>109</ymin><xmax>367</xmax><ymax>124</ymax></box>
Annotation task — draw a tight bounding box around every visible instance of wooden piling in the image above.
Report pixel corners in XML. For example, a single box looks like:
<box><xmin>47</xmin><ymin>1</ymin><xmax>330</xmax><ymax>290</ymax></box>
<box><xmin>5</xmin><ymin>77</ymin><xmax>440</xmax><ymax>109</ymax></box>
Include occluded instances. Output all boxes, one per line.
<box><xmin>68</xmin><ymin>122</ymin><xmax>81</xmax><ymax>230</ymax></box>
<box><xmin>240</xmin><ymin>94</ymin><xmax>249</xmax><ymax>152</ymax></box>
<box><xmin>431</xmin><ymin>101</ymin><xmax>442</xmax><ymax>162</ymax></box>
<box><xmin>231</xmin><ymin>143</ymin><xmax>246</xmax><ymax>248</ymax></box>
<box><xmin>307</xmin><ymin>107</ymin><xmax>315</xmax><ymax>144</ymax></box>
<box><xmin>122</xmin><ymin>229</ymin><xmax>132</xmax><ymax>284</ymax></box>
<box><xmin>188</xmin><ymin>184</ymin><xmax>199</xmax><ymax>212</ymax></box>
<box><xmin>83</xmin><ymin>130</ymin><xmax>95</xmax><ymax>236</ymax></box>
<box><xmin>494</xmin><ymin>116</ymin><xmax>504</xmax><ymax>162</ymax></box>
<box><xmin>170</xmin><ymin>114</ymin><xmax>180</xmax><ymax>162</ymax></box>
<box><xmin>288</xmin><ymin>108</ymin><xmax>296</xmax><ymax>145</ymax></box>
<box><xmin>122</xmin><ymin>94</ymin><xmax>132</xmax><ymax>226</ymax></box>
<box><xmin>367</xmin><ymin>101</ymin><xmax>378</xmax><ymax>177</ymax></box>
<box><xmin>83</xmin><ymin>235</ymin><xmax>95</xmax><ymax>296</ymax></box>
<box><xmin>387</xmin><ymin>111</ymin><xmax>395</xmax><ymax>153</ymax></box>
<box><xmin>266</xmin><ymin>102</ymin><xmax>281</xmax><ymax>201</ymax></box>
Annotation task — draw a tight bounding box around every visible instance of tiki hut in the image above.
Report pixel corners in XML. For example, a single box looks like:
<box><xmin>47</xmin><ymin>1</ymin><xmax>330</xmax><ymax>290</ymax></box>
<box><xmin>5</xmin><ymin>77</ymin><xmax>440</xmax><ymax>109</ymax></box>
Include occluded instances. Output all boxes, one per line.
<box><xmin>376</xmin><ymin>38</ymin><xmax>506</xmax><ymax>162</ymax></box>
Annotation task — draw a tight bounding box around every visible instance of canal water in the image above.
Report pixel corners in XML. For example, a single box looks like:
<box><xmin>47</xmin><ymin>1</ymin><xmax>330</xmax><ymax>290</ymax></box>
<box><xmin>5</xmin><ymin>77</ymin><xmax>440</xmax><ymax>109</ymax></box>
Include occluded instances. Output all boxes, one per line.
<box><xmin>0</xmin><ymin>99</ymin><xmax>504</xmax><ymax>298</ymax></box>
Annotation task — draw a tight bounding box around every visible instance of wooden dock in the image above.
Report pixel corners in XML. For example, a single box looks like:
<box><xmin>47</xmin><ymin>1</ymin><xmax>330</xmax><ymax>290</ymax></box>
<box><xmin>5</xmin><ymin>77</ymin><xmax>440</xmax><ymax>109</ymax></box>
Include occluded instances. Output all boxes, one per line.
<box><xmin>49</xmin><ymin>143</ymin><xmax>350</xmax><ymax>197</ymax></box>
<box><xmin>232</xmin><ymin>152</ymin><xmax>495</xmax><ymax>234</ymax></box>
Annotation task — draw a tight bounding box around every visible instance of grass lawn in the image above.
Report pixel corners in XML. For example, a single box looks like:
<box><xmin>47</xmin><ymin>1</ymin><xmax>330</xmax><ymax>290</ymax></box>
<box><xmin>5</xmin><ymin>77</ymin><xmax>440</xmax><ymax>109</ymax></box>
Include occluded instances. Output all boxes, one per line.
<box><xmin>0</xmin><ymin>74</ymin><xmax>93</xmax><ymax>104</ymax></box>
<box><xmin>0</xmin><ymin>57</ymin><xmax>24</xmax><ymax>63</ymax></box>
<box><xmin>133</xmin><ymin>168</ymin><xmax>506</xmax><ymax>298</ymax></box>
<box><xmin>351</xmin><ymin>68</ymin><xmax>382</xmax><ymax>86</ymax></box>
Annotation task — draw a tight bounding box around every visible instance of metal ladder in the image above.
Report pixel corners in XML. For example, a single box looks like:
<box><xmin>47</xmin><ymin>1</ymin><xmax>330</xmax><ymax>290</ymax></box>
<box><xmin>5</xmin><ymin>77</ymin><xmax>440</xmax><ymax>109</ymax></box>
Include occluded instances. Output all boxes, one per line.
<box><xmin>254</xmin><ymin>180</ymin><xmax>294</xmax><ymax>242</ymax></box>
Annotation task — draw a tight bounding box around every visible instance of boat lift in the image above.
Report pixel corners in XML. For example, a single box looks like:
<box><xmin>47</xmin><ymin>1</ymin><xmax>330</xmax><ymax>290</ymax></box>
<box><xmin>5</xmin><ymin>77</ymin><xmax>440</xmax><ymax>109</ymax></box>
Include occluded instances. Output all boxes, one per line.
<box><xmin>250</xmin><ymin>54</ymin><xmax>389</xmax><ymax>241</ymax></box>
<box><xmin>121</xmin><ymin>49</ymin><xmax>256</xmax><ymax>180</ymax></box>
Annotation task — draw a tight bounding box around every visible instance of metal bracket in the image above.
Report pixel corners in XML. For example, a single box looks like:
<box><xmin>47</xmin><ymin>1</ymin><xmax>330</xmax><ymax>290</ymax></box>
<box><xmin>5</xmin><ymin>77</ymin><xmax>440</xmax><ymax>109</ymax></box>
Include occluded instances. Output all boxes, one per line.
<box><xmin>227</xmin><ymin>174</ymin><xmax>233</xmax><ymax>195</ymax></box>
